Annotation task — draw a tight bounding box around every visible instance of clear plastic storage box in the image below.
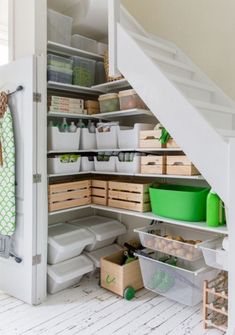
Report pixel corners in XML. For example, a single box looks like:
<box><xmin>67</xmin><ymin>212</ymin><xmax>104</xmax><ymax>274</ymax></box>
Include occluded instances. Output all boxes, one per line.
<box><xmin>135</xmin><ymin>223</ymin><xmax>216</xmax><ymax>261</ymax></box>
<box><xmin>47</xmin><ymin>66</ymin><xmax>73</xmax><ymax>84</ymax></box>
<box><xmin>98</xmin><ymin>93</ymin><xmax>120</xmax><ymax>113</ymax></box>
<box><xmin>47</xmin><ymin>255</ymin><xmax>94</xmax><ymax>294</ymax></box>
<box><xmin>48</xmin><ymin>156</ymin><xmax>81</xmax><ymax>174</ymax></box>
<box><xmin>200</xmin><ymin>237</ymin><xmax>228</xmax><ymax>271</ymax></box>
<box><xmin>48</xmin><ymin>223</ymin><xmax>95</xmax><ymax>265</ymax></box>
<box><xmin>69</xmin><ymin>215</ymin><xmax>126</xmax><ymax>251</ymax></box>
<box><xmin>136</xmin><ymin>250</ymin><xmax>218</xmax><ymax>306</ymax></box>
<box><xmin>47</xmin><ymin>54</ymin><xmax>73</xmax><ymax>71</ymax></box>
<box><xmin>72</xmin><ymin>56</ymin><xmax>96</xmax><ymax>87</ymax></box>
<box><xmin>118</xmin><ymin>89</ymin><xmax>147</xmax><ymax>110</ymax></box>
<box><xmin>48</xmin><ymin>127</ymin><xmax>80</xmax><ymax>151</ymax></box>
<box><xmin>85</xmin><ymin>244</ymin><xmax>123</xmax><ymax>268</ymax></box>
<box><xmin>95</xmin><ymin>62</ymin><xmax>106</xmax><ymax>85</ymax></box>
<box><xmin>117</xmin><ymin>124</ymin><xmax>153</xmax><ymax>149</ymax></box>
<box><xmin>71</xmin><ymin>34</ymin><xmax>98</xmax><ymax>53</ymax></box>
<box><xmin>47</xmin><ymin>9</ymin><xmax>73</xmax><ymax>46</ymax></box>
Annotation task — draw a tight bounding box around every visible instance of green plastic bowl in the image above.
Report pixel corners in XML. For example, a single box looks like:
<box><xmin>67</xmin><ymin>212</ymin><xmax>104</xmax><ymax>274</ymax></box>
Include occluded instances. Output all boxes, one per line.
<box><xmin>150</xmin><ymin>184</ymin><xmax>210</xmax><ymax>222</ymax></box>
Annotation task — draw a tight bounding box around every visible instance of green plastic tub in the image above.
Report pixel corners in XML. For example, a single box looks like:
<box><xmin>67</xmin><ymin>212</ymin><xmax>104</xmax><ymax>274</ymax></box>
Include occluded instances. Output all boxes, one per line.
<box><xmin>149</xmin><ymin>185</ymin><xmax>210</xmax><ymax>222</ymax></box>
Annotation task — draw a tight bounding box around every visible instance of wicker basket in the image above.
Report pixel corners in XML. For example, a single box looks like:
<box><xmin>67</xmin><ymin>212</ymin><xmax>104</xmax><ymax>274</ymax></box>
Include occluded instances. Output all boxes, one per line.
<box><xmin>104</xmin><ymin>51</ymin><xmax>123</xmax><ymax>82</ymax></box>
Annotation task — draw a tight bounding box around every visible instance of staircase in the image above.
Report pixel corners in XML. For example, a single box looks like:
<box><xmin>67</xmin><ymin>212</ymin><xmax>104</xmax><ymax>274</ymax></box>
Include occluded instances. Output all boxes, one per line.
<box><xmin>109</xmin><ymin>2</ymin><xmax>235</xmax><ymax>334</ymax></box>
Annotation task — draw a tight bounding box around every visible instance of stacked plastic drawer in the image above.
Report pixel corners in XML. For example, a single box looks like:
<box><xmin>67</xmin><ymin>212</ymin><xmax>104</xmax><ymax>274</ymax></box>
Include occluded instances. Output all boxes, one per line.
<box><xmin>47</xmin><ymin>54</ymin><xmax>73</xmax><ymax>84</ymax></box>
<box><xmin>47</xmin><ymin>215</ymin><xmax>126</xmax><ymax>294</ymax></box>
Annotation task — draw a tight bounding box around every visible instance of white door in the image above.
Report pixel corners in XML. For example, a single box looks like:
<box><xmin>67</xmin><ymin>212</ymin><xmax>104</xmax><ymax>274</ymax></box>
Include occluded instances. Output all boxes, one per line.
<box><xmin>0</xmin><ymin>55</ymin><xmax>47</xmax><ymax>305</ymax></box>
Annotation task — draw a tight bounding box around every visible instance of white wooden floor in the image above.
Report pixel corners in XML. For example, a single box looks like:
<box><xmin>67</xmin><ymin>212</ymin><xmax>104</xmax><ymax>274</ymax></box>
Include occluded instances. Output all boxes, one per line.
<box><xmin>0</xmin><ymin>274</ymin><xmax>223</xmax><ymax>335</ymax></box>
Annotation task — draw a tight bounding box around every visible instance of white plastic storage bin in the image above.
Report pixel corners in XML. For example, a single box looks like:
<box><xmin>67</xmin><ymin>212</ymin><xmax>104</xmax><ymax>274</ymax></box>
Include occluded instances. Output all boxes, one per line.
<box><xmin>69</xmin><ymin>215</ymin><xmax>126</xmax><ymax>251</ymax></box>
<box><xmin>71</xmin><ymin>34</ymin><xmax>98</xmax><ymax>53</ymax></box>
<box><xmin>85</xmin><ymin>244</ymin><xmax>123</xmax><ymax>268</ymax></box>
<box><xmin>135</xmin><ymin>223</ymin><xmax>216</xmax><ymax>262</ymax></box>
<box><xmin>48</xmin><ymin>127</ymin><xmax>80</xmax><ymax>151</ymax></box>
<box><xmin>81</xmin><ymin>156</ymin><xmax>95</xmax><ymax>172</ymax></box>
<box><xmin>117</xmin><ymin>124</ymin><xmax>153</xmax><ymax>149</ymax></box>
<box><xmin>48</xmin><ymin>223</ymin><xmax>95</xmax><ymax>265</ymax></box>
<box><xmin>115</xmin><ymin>155</ymin><xmax>141</xmax><ymax>173</ymax></box>
<box><xmin>94</xmin><ymin>156</ymin><xmax>116</xmax><ymax>172</ymax></box>
<box><xmin>200</xmin><ymin>237</ymin><xmax>228</xmax><ymax>271</ymax></box>
<box><xmin>80</xmin><ymin>128</ymin><xmax>97</xmax><ymax>150</ymax></box>
<box><xmin>96</xmin><ymin>126</ymin><xmax>118</xmax><ymax>149</ymax></box>
<box><xmin>47</xmin><ymin>255</ymin><xmax>94</xmax><ymax>294</ymax></box>
<box><xmin>48</xmin><ymin>156</ymin><xmax>81</xmax><ymax>174</ymax></box>
<box><xmin>136</xmin><ymin>251</ymin><xmax>218</xmax><ymax>306</ymax></box>
<box><xmin>47</xmin><ymin>9</ymin><xmax>73</xmax><ymax>46</ymax></box>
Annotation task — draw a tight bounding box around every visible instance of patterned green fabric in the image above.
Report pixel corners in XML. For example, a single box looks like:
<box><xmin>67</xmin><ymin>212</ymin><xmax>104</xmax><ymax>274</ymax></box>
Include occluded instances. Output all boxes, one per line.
<box><xmin>0</xmin><ymin>107</ymin><xmax>16</xmax><ymax>236</ymax></box>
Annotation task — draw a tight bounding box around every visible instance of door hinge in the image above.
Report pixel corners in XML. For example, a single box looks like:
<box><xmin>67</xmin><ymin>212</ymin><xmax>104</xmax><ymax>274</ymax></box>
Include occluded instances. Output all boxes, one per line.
<box><xmin>33</xmin><ymin>174</ymin><xmax>42</xmax><ymax>183</ymax></box>
<box><xmin>33</xmin><ymin>92</ymin><xmax>42</xmax><ymax>103</ymax></box>
<box><xmin>32</xmin><ymin>254</ymin><xmax>41</xmax><ymax>265</ymax></box>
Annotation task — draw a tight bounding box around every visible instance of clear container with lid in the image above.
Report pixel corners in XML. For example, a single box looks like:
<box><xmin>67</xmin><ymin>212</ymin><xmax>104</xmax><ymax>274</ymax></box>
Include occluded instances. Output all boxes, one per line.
<box><xmin>118</xmin><ymin>89</ymin><xmax>147</xmax><ymax>110</ymax></box>
<box><xmin>98</xmin><ymin>93</ymin><xmax>120</xmax><ymax>113</ymax></box>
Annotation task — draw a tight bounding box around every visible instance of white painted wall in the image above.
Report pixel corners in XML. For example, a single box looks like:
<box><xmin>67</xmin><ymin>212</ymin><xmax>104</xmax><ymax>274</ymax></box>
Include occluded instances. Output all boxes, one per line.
<box><xmin>0</xmin><ymin>0</ymin><xmax>8</xmax><ymax>65</ymax></box>
<box><xmin>122</xmin><ymin>0</ymin><xmax>235</xmax><ymax>101</ymax></box>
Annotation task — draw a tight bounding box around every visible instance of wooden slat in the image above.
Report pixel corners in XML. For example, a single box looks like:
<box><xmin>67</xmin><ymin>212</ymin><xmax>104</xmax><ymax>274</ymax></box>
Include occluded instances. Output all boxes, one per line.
<box><xmin>49</xmin><ymin>180</ymin><xmax>91</xmax><ymax>194</ymax></box>
<box><xmin>91</xmin><ymin>196</ymin><xmax>107</xmax><ymax>205</ymax></box>
<box><xmin>109</xmin><ymin>181</ymin><xmax>150</xmax><ymax>193</ymax></box>
<box><xmin>109</xmin><ymin>190</ymin><xmax>149</xmax><ymax>202</ymax></box>
<box><xmin>49</xmin><ymin>189</ymin><xmax>91</xmax><ymax>203</ymax></box>
<box><xmin>49</xmin><ymin>197</ymin><xmax>91</xmax><ymax>212</ymax></box>
<box><xmin>108</xmin><ymin>199</ymin><xmax>150</xmax><ymax>212</ymax></box>
<box><xmin>166</xmin><ymin>138</ymin><xmax>179</xmax><ymax>148</ymax></box>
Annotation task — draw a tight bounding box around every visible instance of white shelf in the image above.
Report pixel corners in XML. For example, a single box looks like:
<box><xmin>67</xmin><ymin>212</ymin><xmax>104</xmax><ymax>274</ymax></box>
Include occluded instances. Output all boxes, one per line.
<box><xmin>92</xmin><ymin>79</ymin><xmax>131</xmax><ymax>92</ymax></box>
<box><xmin>47</xmin><ymin>41</ymin><xmax>103</xmax><ymax>61</ymax></box>
<box><xmin>47</xmin><ymin>148</ymin><xmax>183</xmax><ymax>154</ymax></box>
<box><xmin>47</xmin><ymin>112</ymin><xmax>98</xmax><ymax>119</ymax></box>
<box><xmin>48</xmin><ymin>171</ymin><xmax>91</xmax><ymax>178</ymax></box>
<box><xmin>92</xmin><ymin>109</ymin><xmax>153</xmax><ymax>118</ymax></box>
<box><xmin>47</xmin><ymin>81</ymin><xmax>102</xmax><ymax>96</ymax></box>
<box><xmin>49</xmin><ymin>203</ymin><xmax>228</xmax><ymax>234</ymax></box>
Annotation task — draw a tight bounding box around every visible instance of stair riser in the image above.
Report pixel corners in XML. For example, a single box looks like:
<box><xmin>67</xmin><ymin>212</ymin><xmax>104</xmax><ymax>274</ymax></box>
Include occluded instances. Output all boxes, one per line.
<box><xmin>137</xmin><ymin>42</ymin><xmax>175</xmax><ymax>59</ymax></box>
<box><xmin>155</xmin><ymin>61</ymin><xmax>193</xmax><ymax>80</ymax></box>
<box><xmin>175</xmin><ymin>82</ymin><xmax>212</xmax><ymax>102</ymax></box>
<box><xmin>199</xmin><ymin>109</ymin><xmax>233</xmax><ymax>129</ymax></box>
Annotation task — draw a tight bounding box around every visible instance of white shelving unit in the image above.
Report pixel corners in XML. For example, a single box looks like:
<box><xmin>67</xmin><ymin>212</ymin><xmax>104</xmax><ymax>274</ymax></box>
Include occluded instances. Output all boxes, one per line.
<box><xmin>92</xmin><ymin>108</ymin><xmax>153</xmax><ymax>118</ymax></box>
<box><xmin>47</xmin><ymin>81</ymin><xmax>102</xmax><ymax>96</ymax></box>
<box><xmin>47</xmin><ymin>148</ymin><xmax>183</xmax><ymax>154</ymax></box>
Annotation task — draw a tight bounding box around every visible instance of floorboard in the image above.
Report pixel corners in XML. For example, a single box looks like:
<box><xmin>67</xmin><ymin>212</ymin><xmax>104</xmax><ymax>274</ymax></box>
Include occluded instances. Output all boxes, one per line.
<box><xmin>0</xmin><ymin>275</ymin><xmax>224</xmax><ymax>335</ymax></box>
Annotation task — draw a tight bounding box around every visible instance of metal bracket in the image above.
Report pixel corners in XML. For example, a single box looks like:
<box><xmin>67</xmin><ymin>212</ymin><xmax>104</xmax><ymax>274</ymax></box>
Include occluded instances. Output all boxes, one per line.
<box><xmin>32</xmin><ymin>254</ymin><xmax>41</xmax><ymax>265</ymax></box>
<box><xmin>0</xmin><ymin>235</ymin><xmax>11</xmax><ymax>258</ymax></box>
<box><xmin>33</xmin><ymin>93</ymin><xmax>42</xmax><ymax>103</ymax></box>
<box><xmin>33</xmin><ymin>174</ymin><xmax>42</xmax><ymax>183</ymax></box>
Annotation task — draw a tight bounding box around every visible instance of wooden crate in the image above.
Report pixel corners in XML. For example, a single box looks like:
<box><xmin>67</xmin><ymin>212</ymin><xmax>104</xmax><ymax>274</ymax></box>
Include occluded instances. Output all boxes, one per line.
<box><xmin>141</xmin><ymin>155</ymin><xmax>166</xmax><ymax>174</ymax></box>
<box><xmin>139</xmin><ymin>130</ymin><xmax>163</xmax><ymax>148</ymax></box>
<box><xmin>84</xmin><ymin>100</ymin><xmax>100</xmax><ymax>115</ymax></box>
<box><xmin>48</xmin><ymin>180</ymin><xmax>91</xmax><ymax>212</ymax></box>
<box><xmin>101</xmin><ymin>250</ymin><xmax>143</xmax><ymax>297</ymax></box>
<box><xmin>91</xmin><ymin>179</ymin><xmax>108</xmax><ymax>205</ymax></box>
<box><xmin>166</xmin><ymin>138</ymin><xmax>180</xmax><ymax>148</ymax></box>
<box><xmin>166</xmin><ymin>155</ymin><xmax>200</xmax><ymax>176</ymax></box>
<box><xmin>108</xmin><ymin>181</ymin><xmax>151</xmax><ymax>212</ymax></box>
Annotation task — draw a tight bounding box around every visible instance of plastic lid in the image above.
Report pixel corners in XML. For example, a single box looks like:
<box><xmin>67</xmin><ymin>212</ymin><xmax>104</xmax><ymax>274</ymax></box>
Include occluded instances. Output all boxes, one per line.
<box><xmin>85</xmin><ymin>244</ymin><xmax>123</xmax><ymax>268</ymax></box>
<box><xmin>118</xmin><ymin>89</ymin><xmax>137</xmax><ymax>97</ymax></box>
<box><xmin>48</xmin><ymin>223</ymin><xmax>95</xmax><ymax>251</ymax></box>
<box><xmin>69</xmin><ymin>215</ymin><xmax>126</xmax><ymax>241</ymax></box>
<box><xmin>98</xmin><ymin>93</ymin><xmax>119</xmax><ymax>101</ymax></box>
<box><xmin>47</xmin><ymin>255</ymin><xmax>94</xmax><ymax>283</ymax></box>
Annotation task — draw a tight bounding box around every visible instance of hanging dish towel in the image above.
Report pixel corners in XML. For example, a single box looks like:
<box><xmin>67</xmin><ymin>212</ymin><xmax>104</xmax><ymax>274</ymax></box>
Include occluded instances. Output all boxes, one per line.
<box><xmin>0</xmin><ymin>107</ymin><xmax>16</xmax><ymax>236</ymax></box>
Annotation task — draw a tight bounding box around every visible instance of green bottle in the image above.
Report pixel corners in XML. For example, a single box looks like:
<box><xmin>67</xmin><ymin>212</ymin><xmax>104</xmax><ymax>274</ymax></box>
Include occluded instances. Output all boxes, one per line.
<box><xmin>206</xmin><ymin>190</ymin><xmax>226</xmax><ymax>227</ymax></box>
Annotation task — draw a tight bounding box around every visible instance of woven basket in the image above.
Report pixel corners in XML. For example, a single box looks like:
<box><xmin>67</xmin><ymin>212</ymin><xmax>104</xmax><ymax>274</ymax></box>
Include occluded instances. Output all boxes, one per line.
<box><xmin>104</xmin><ymin>51</ymin><xmax>123</xmax><ymax>82</ymax></box>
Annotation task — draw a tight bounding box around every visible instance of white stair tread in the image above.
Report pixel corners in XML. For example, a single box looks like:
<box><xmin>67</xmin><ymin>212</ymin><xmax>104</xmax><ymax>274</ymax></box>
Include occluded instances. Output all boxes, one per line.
<box><xmin>129</xmin><ymin>31</ymin><xmax>177</xmax><ymax>55</ymax></box>
<box><xmin>190</xmin><ymin>99</ymin><xmax>235</xmax><ymax>115</ymax></box>
<box><xmin>168</xmin><ymin>75</ymin><xmax>215</xmax><ymax>92</ymax></box>
<box><xmin>217</xmin><ymin>129</ymin><xmax>235</xmax><ymax>137</ymax></box>
<box><xmin>147</xmin><ymin>50</ymin><xmax>194</xmax><ymax>72</ymax></box>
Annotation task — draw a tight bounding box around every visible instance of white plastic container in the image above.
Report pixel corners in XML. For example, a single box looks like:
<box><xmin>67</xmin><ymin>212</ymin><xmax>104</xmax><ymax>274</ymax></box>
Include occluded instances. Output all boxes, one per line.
<box><xmin>96</xmin><ymin>126</ymin><xmax>118</xmax><ymax>149</ymax></box>
<box><xmin>71</xmin><ymin>34</ymin><xmax>98</xmax><ymax>53</ymax></box>
<box><xmin>48</xmin><ymin>157</ymin><xmax>81</xmax><ymax>174</ymax></box>
<box><xmin>200</xmin><ymin>237</ymin><xmax>228</xmax><ymax>271</ymax></box>
<box><xmin>97</xmin><ymin>42</ymin><xmax>108</xmax><ymax>56</ymax></box>
<box><xmin>94</xmin><ymin>156</ymin><xmax>116</xmax><ymax>172</ymax></box>
<box><xmin>47</xmin><ymin>9</ymin><xmax>73</xmax><ymax>46</ymax></box>
<box><xmin>48</xmin><ymin>127</ymin><xmax>80</xmax><ymax>151</ymax></box>
<box><xmin>117</xmin><ymin>124</ymin><xmax>153</xmax><ymax>149</ymax></box>
<box><xmin>48</xmin><ymin>223</ymin><xmax>95</xmax><ymax>265</ymax></box>
<box><xmin>115</xmin><ymin>155</ymin><xmax>141</xmax><ymax>173</ymax></box>
<box><xmin>80</xmin><ymin>128</ymin><xmax>97</xmax><ymax>150</ymax></box>
<box><xmin>47</xmin><ymin>255</ymin><xmax>94</xmax><ymax>294</ymax></box>
<box><xmin>85</xmin><ymin>244</ymin><xmax>123</xmax><ymax>268</ymax></box>
<box><xmin>135</xmin><ymin>223</ymin><xmax>215</xmax><ymax>262</ymax></box>
<box><xmin>69</xmin><ymin>215</ymin><xmax>126</xmax><ymax>251</ymax></box>
<box><xmin>81</xmin><ymin>156</ymin><xmax>95</xmax><ymax>172</ymax></box>
<box><xmin>136</xmin><ymin>251</ymin><xmax>218</xmax><ymax>306</ymax></box>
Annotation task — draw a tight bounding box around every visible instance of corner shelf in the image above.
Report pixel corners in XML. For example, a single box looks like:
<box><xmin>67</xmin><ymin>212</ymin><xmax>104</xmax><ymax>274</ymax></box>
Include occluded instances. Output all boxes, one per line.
<box><xmin>92</xmin><ymin>109</ymin><xmax>153</xmax><ymax>119</ymax></box>
<box><xmin>47</xmin><ymin>148</ymin><xmax>183</xmax><ymax>154</ymax></box>
<box><xmin>47</xmin><ymin>81</ymin><xmax>102</xmax><ymax>96</ymax></box>
<box><xmin>47</xmin><ymin>41</ymin><xmax>103</xmax><ymax>61</ymax></box>
<box><xmin>92</xmin><ymin>79</ymin><xmax>131</xmax><ymax>93</ymax></box>
<box><xmin>48</xmin><ymin>112</ymin><xmax>98</xmax><ymax>120</ymax></box>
